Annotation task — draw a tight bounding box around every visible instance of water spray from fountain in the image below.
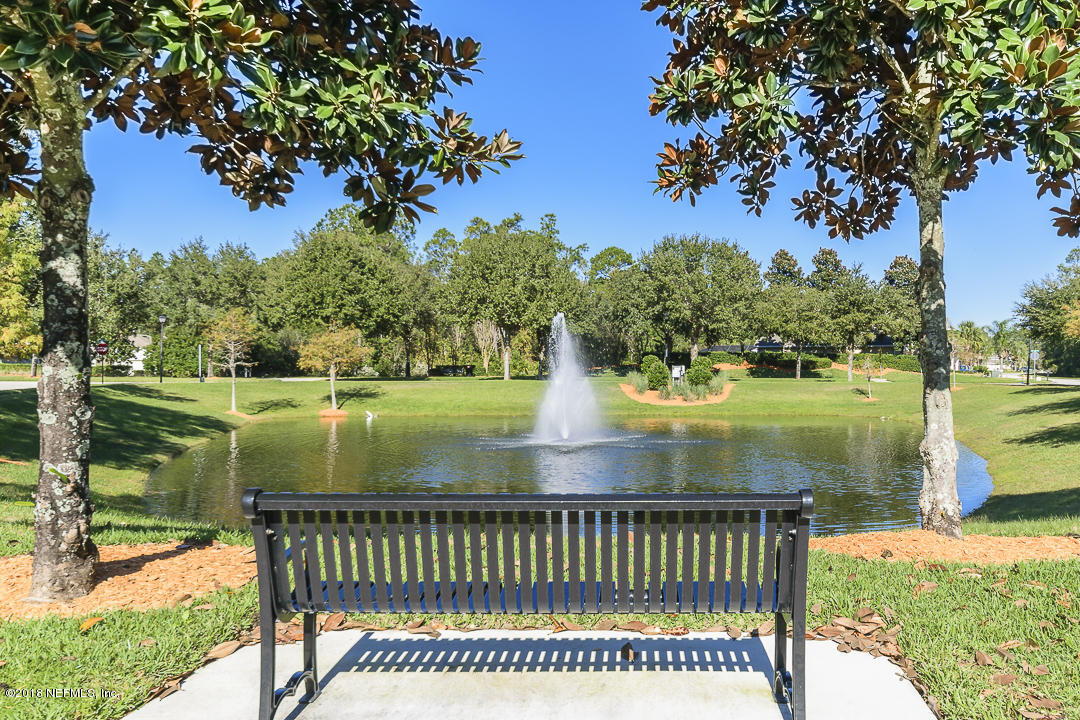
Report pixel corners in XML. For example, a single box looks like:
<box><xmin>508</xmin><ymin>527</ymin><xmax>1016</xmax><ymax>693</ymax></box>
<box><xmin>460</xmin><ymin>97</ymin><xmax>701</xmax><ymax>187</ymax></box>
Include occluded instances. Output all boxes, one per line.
<box><xmin>533</xmin><ymin>313</ymin><xmax>603</xmax><ymax>443</ymax></box>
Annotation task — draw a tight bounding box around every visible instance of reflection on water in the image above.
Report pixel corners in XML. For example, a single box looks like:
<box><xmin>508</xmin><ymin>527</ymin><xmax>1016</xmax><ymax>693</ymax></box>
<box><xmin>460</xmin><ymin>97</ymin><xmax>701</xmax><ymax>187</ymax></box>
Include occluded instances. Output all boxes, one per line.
<box><xmin>144</xmin><ymin>416</ymin><xmax>992</xmax><ymax>534</ymax></box>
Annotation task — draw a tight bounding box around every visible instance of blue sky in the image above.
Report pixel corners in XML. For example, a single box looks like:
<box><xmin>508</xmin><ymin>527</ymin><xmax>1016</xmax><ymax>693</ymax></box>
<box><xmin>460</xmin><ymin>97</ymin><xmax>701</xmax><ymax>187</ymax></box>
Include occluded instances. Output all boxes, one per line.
<box><xmin>84</xmin><ymin>1</ymin><xmax>1076</xmax><ymax>326</ymax></box>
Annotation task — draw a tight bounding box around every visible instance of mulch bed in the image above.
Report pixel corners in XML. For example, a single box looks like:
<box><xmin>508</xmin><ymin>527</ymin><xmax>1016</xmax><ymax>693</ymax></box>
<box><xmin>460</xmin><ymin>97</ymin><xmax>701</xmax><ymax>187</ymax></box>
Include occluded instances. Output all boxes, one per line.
<box><xmin>618</xmin><ymin>382</ymin><xmax>735</xmax><ymax>406</ymax></box>
<box><xmin>0</xmin><ymin>541</ymin><xmax>258</xmax><ymax>620</ymax></box>
<box><xmin>811</xmin><ymin>529</ymin><xmax>1080</xmax><ymax>564</ymax></box>
<box><xmin>6</xmin><ymin>530</ymin><xmax>1078</xmax><ymax>621</ymax></box>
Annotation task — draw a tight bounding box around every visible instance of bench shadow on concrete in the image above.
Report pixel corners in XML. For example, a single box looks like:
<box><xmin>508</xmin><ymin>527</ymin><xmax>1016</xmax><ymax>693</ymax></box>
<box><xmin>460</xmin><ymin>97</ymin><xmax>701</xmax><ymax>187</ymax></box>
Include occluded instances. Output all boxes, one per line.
<box><xmin>284</xmin><ymin>633</ymin><xmax>788</xmax><ymax>720</ymax></box>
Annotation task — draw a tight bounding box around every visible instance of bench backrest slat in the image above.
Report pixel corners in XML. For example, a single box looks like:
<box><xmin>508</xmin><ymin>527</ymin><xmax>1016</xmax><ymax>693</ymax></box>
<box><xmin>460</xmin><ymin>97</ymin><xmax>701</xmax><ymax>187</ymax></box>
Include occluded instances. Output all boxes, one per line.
<box><xmin>245</xmin><ymin>492</ymin><xmax>812</xmax><ymax>617</ymax></box>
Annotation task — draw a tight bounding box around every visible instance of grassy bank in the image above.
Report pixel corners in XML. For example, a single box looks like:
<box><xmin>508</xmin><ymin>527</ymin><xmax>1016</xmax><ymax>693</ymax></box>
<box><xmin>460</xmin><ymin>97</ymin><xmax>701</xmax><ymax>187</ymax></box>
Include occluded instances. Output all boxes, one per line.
<box><xmin>1</xmin><ymin>372</ymin><xmax>1078</xmax><ymax>719</ymax></box>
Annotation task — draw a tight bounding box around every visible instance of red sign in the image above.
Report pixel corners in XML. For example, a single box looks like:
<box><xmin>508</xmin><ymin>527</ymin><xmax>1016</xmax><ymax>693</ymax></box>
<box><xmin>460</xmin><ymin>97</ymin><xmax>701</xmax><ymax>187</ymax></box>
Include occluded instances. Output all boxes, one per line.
<box><xmin>95</xmin><ymin>341</ymin><xmax>109</xmax><ymax>356</ymax></box>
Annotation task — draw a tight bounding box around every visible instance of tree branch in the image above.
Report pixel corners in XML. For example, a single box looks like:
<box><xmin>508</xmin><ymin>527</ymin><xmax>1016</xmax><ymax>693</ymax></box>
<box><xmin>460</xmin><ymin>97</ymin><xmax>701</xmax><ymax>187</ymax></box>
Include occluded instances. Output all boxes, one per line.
<box><xmin>869</xmin><ymin>26</ymin><xmax>912</xmax><ymax>96</ymax></box>
<box><xmin>83</xmin><ymin>51</ymin><xmax>151</xmax><ymax>112</ymax></box>
<box><xmin>883</xmin><ymin>0</ymin><xmax>915</xmax><ymax>20</ymax></box>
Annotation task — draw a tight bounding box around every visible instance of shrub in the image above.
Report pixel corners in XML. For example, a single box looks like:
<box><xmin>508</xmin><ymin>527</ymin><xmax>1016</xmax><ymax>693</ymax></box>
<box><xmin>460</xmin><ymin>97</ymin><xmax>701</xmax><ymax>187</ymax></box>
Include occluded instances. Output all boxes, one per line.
<box><xmin>972</xmin><ymin>364</ymin><xmax>989</xmax><ymax>375</ymax></box>
<box><xmin>658</xmin><ymin>384</ymin><xmax>673</xmax><ymax>400</ymax></box>
<box><xmin>640</xmin><ymin>354</ymin><xmax>669</xmax><ymax>390</ymax></box>
<box><xmin>707</xmin><ymin>372</ymin><xmax>728</xmax><ymax>395</ymax></box>
<box><xmin>707</xmin><ymin>351</ymin><xmax>743</xmax><ymax>365</ymax></box>
<box><xmin>685</xmin><ymin>355</ymin><xmax>714</xmax><ymax>387</ymax></box>
<box><xmin>626</xmin><ymin>371</ymin><xmax>649</xmax><ymax>394</ymax></box>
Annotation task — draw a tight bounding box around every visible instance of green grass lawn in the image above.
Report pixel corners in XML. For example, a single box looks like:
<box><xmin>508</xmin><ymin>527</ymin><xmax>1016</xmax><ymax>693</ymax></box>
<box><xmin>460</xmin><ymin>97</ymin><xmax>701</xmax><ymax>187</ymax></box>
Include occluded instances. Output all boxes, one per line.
<box><xmin>1</xmin><ymin>371</ymin><xmax>1078</xmax><ymax>719</ymax></box>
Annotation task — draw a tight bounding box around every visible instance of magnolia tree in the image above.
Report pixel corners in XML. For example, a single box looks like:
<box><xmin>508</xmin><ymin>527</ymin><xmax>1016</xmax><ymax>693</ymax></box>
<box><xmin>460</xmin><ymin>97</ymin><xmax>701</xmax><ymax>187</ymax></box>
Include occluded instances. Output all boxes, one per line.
<box><xmin>644</xmin><ymin>0</ymin><xmax>1080</xmax><ymax>537</ymax></box>
<box><xmin>1</xmin><ymin>0</ymin><xmax>520</xmax><ymax>600</ymax></box>
<box><xmin>298</xmin><ymin>327</ymin><xmax>372</xmax><ymax>411</ymax></box>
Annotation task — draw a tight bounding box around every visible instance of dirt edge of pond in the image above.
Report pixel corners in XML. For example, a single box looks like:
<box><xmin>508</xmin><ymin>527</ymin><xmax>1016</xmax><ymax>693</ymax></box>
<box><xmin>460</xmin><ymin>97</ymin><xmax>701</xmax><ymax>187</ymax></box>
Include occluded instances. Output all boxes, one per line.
<box><xmin>618</xmin><ymin>383</ymin><xmax>735</xmax><ymax>406</ymax></box>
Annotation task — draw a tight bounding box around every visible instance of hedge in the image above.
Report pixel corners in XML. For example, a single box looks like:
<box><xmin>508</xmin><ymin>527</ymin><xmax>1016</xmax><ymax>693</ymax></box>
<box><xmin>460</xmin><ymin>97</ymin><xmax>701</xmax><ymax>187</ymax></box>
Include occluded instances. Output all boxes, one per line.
<box><xmin>744</xmin><ymin>351</ymin><xmax>832</xmax><ymax>371</ymax></box>
<box><xmin>870</xmin><ymin>353</ymin><xmax>921</xmax><ymax>373</ymax></box>
<box><xmin>0</xmin><ymin>362</ymin><xmax>32</xmax><ymax>375</ymax></box>
<box><xmin>705</xmin><ymin>350</ymin><xmax>743</xmax><ymax>365</ymax></box>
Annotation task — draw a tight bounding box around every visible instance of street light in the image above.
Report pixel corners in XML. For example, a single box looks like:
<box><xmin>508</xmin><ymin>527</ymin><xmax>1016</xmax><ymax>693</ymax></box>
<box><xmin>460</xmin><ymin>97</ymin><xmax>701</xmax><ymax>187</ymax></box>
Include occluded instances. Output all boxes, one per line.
<box><xmin>158</xmin><ymin>315</ymin><xmax>167</xmax><ymax>384</ymax></box>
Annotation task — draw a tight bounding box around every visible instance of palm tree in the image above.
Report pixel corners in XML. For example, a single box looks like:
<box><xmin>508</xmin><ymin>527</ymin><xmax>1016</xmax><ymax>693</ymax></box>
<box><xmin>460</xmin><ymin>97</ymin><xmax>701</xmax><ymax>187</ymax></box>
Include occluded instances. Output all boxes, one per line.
<box><xmin>952</xmin><ymin>321</ymin><xmax>990</xmax><ymax>368</ymax></box>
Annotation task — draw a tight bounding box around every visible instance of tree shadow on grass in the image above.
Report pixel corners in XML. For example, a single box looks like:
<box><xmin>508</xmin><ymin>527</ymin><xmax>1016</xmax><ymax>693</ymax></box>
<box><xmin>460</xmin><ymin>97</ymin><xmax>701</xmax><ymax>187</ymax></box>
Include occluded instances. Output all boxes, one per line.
<box><xmin>1007</xmin><ymin>386</ymin><xmax>1080</xmax><ymax>416</ymax></box>
<box><xmin>969</xmin><ymin>488</ymin><xmax>1080</xmax><ymax>522</ymax></box>
<box><xmin>1006</xmin><ymin>422</ymin><xmax>1080</xmax><ymax>447</ymax></box>
<box><xmin>101</xmin><ymin>384</ymin><xmax>198</xmax><ymax>402</ymax></box>
<box><xmin>0</xmin><ymin>386</ymin><xmax>231</xmax><ymax>471</ymax></box>
<box><xmin>333</xmin><ymin>386</ymin><xmax>382</xmax><ymax>408</ymax></box>
<box><xmin>248</xmin><ymin>398</ymin><xmax>301</xmax><ymax>414</ymax></box>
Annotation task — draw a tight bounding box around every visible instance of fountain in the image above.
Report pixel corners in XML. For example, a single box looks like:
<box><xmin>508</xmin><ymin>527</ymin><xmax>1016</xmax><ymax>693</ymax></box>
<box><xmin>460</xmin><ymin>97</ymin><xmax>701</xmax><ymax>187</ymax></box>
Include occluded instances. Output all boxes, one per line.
<box><xmin>533</xmin><ymin>313</ymin><xmax>603</xmax><ymax>442</ymax></box>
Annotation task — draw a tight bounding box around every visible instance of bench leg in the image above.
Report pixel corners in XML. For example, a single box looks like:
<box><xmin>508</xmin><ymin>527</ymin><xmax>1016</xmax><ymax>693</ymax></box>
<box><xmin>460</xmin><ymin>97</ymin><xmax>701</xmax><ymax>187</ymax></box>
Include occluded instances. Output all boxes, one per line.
<box><xmin>299</xmin><ymin>612</ymin><xmax>321</xmax><ymax>703</ymax></box>
<box><xmin>791</xmin><ymin>608</ymin><xmax>806</xmax><ymax>720</ymax></box>
<box><xmin>258</xmin><ymin>606</ymin><xmax>276</xmax><ymax>720</ymax></box>
<box><xmin>773</xmin><ymin>611</ymin><xmax>790</xmax><ymax>704</ymax></box>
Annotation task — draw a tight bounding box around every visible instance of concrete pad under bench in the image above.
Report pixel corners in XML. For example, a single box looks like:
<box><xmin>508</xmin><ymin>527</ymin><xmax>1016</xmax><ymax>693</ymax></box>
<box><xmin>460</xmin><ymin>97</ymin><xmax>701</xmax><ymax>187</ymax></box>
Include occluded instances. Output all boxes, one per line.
<box><xmin>126</xmin><ymin>630</ymin><xmax>933</xmax><ymax>720</ymax></box>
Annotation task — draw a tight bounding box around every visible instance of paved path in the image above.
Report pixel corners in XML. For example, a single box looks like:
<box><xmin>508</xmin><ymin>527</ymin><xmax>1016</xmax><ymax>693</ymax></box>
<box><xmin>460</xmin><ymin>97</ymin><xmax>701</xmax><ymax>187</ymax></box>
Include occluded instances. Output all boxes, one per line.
<box><xmin>126</xmin><ymin>630</ymin><xmax>933</xmax><ymax>720</ymax></box>
<box><xmin>0</xmin><ymin>381</ymin><xmax>37</xmax><ymax>390</ymax></box>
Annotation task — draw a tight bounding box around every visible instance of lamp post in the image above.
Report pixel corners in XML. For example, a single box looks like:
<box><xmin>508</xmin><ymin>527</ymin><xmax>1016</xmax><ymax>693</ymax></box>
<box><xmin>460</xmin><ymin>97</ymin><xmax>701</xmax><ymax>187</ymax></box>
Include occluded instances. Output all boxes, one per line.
<box><xmin>158</xmin><ymin>315</ymin><xmax>167</xmax><ymax>384</ymax></box>
<box><xmin>1025</xmin><ymin>340</ymin><xmax>1032</xmax><ymax>386</ymax></box>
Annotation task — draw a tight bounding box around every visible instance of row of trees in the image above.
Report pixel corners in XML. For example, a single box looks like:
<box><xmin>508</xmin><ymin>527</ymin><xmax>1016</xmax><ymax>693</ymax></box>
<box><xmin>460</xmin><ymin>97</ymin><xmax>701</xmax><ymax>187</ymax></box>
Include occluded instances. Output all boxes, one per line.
<box><xmin>6</xmin><ymin>201</ymin><xmax>932</xmax><ymax>382</ymax></box>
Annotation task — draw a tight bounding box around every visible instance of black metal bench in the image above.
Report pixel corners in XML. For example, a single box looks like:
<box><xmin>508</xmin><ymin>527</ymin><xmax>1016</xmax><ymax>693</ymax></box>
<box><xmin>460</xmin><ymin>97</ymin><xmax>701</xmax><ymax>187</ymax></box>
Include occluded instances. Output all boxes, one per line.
<box><xmin>243</xmin><ymin>489</ymin><xmax>813</xmax><ymax>720</ymax></box>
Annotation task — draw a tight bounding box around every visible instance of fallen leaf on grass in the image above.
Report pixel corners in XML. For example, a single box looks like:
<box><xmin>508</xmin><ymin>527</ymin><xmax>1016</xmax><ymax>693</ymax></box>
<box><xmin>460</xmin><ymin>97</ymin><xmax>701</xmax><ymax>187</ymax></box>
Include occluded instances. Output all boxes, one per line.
<box><xmin>1031</xmin><ymin>665</ymin><xmax>1050</xmax><ymax>675</ymax></box>
<box><xmin>148</xmin><ymin>678</ymin><xmax>182</xmax><ymax>700</ymax></box>
<box><xmin>339</xmin><ymin>621</ymin><xmax>385</xmax><ymax>631</ymax></box>
<box><xmin>405</xmin><ymin>625</ymin><xmax>441</xmax><ymax>638</ymax></box>
<box><xmin>321</xmin><ymin>612</ymin><xmax>346</xmax><ymax>632</ymax></box>
<box><xmin>754</xmin><ymin>620</ymin><xmax>775</xmax><ymax>637</ymax></box>
<box><xmin>619</xmin><ymin>620</ymin><xmax>660</xmax><ymax>635</ymax></box>
<box><xmin>662</xmin><ymin>626</ymin><xmax>689</xmax><ymax>636</ymax></box>
<box><xmin>594</xmin><ymin>620</ymin><xmax>617</xmax><ymax>631</ymax></box>
<box><xmin>139</xmin><ymin>638</ymin><xmax>157</xmax><ymax>647</ymax></box>
<box><xmin>725</xmin><ymin>625</ymin><xmax>742</xmax><ymax>639</ymax></box>
<box><xmin>78</xmin><ymin>617</ymin><xmax>104</xmax><ymax>633</ymax></box>
<box><xmin>1028</xmin><ymin>698</ymin><xmax>1063</xmax><ymax>709</ymax></box>
<box><xmin>810</xmin><ymin>603</ymin><xmax>822</xmax><ymax>614</ymax></box>
<box><xmin>974</xmin><ymin>650</ymin><xmax>994</xmax><ymax>666</ymax></box>
<box><xmin>912</xmin><ymin>581</ymin><xmax>938</xmax><ymax>597</ymax></box>
<box><xmin>206</xmin><ymin>641</ymin><xmax>242</xmax><ymax>659</ymax></box>
<box><xmin>990</xmin><ymin>673</ymin><xmax>1017</xmax><ymax>685</ymax></box>
<box><xmin>0</xmin><ymin>660</ymin><xmax>6</xmax><ymax>667</ymax></box>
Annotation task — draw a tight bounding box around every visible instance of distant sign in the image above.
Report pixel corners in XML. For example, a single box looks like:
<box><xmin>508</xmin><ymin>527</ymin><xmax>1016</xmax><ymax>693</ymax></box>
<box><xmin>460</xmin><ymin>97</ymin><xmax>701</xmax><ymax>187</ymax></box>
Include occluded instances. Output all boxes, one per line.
<box><xmin>94</xmin><ymin>341</ymin><xmax>109</xmax><ymax>356</ymax></box>
<box><xmin>130</xmin><ymin>333</ymin><xmax>152</xmax><ymax>349</ymax></box>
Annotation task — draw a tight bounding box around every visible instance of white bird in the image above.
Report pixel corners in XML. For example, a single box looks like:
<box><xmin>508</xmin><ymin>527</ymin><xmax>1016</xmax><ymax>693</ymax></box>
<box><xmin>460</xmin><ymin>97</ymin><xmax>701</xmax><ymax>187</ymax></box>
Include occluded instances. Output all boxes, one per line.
<box><xmin>365</xmin><ymin>410</ymin><xmax>377</xmax><ymax>420</ymax></box>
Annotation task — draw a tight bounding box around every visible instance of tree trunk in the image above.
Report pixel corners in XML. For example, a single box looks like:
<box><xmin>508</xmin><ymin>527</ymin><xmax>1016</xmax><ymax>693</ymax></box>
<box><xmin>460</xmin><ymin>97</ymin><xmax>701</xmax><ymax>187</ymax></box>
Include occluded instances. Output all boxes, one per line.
<box><xmin>28</xmin><ymin>75</ymin><xmax>98</xmax><ymax>602</ymax></box>
<box><xmin>795</xmin><ymin>343</ymin><xmax>803</xmax><ymax>380</ymax></box>
<box><xmin>689</xmin><ymin>339</ymin><xmax>699</xmax><ymax>363</ymax></box>
<box><xmin>230</xmin><ymin>364</ymin><xmax>237</xmax><ymax>413</ymax></box>
<box><xmin>329</xmin><ymin>363</ymin><xmax>337</xmax><ymax>410</ymax></box>
<box><xmin>404</xmin><ymin>338</ymin><xmax>411</xmax><ymax>378</ymax></box>
<box><xmin>847</xmin><ymin>346</ymin><xmax>855</xmax><ymax>382</ymax></box>
<box><xmin>914</xmin><ymin>152</ymin><xmax>962</xmax><ymax>538</ymax></box>
<box><xmin>501</xmin><ymin>328</ymin><xmax>511</xmax><ymax>380</ymax></box>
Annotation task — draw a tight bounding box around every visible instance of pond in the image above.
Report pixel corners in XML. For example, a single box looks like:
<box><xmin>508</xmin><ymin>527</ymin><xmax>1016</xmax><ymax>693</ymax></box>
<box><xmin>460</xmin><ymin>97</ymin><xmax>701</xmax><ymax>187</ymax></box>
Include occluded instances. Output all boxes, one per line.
<box><xmin>144</xmin><ymin>416</ymin><xmax>992</xmax><ymax>534</ymax></box>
